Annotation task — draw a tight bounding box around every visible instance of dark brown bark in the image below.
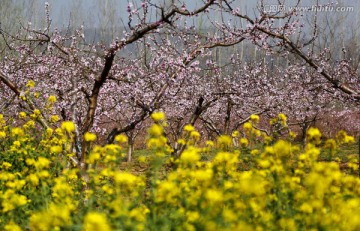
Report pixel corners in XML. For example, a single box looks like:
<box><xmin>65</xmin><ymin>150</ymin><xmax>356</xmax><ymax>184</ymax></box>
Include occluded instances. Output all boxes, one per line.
<box><xmin>224</xmin><ymin>97</ymin><xmax>233</xmax><ymax>135</ymax></box>
<box><xmin>80</xmin><ymin>2</ymin><xmax>217</xmax><ymax>166</ymax></box>
<box><xmin>173</xmin><ymin>96</ymin><xmax>218</xmax><ymax>158</ymax></box>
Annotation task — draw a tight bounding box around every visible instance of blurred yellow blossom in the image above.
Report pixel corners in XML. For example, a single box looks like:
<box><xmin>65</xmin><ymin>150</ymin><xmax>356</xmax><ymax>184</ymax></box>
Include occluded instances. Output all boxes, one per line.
<box><xmin>114</xmin><ymin>134</ymin><xmax>127</xmax><ymax>143</ymax></box>
<box><xmin>61</xmin><ymin>121</ymin><xmax>75</xmax><ymax>133</ymax></box>
<box><xmin>47</xmin><ymin>95</ymin><xmax>57</xmax><ymax>104</ymax></box>
<box><xmin>250</xmin><ymin>114</ymin><xmax>260</xmax><ymax>123</ymax></box>
<box><xmin>83</xmin><ymin>212</ymin><xmax>111</xmax><ymax>231</ymax></box>
<box><xmin>307</xmin><ymin>127</ymin><xmax>322</xmax><ymax>145</ymax></box>
<box><xmin>19</xmin><ymin>112</ymin><xmax>27</xmax><ymax>119</ymax></box>
<box><xmin>232</xmin><ymin>130</ymin><xmax>239</xmax><ymax>137</ymax></box>
<box><xmin>26</xmin><ymin>80</ymin><xmax>35</xmax><ymax>88</ymax></box>
<box><xmin>151</xmin><ymin>111</ymin><xmax>165</xmax><ymax>122</ymax></box>
<box><xmin>289</xmin><ymin>131</ymin><xmax>296</xmax><ymax>139</ymax></box>
<box><xmin>278</xmin><ymin>113</ymin><xmax>287</xmax><ymax>123</ymax></box>
<box><xmin>206</xmin><ymin>140</ymin><xmax>214</xmax><ymax>147</ymax></box>
<box><xmin>33</xmin><ymin>109</ymin><xmax>41</xmax><ymax>116</ymax></box>
<box><xmin>324</xmin><ymin>139</ymin><xmax>337</xmax><ymax>150</ymax></box>
<box><xmin>50</xmin><ymin>115</ymin><xmax>60</xmax><ymax>123</ymax></box>
<box><xmin>190</xmin><ymin>131</ymin><xmax>200</xmax><ymax>141</ymax></box>
<box><xmin>11</xmin><ymin>127</ymin><xmax>24</xmax><ymax>137</ymax></box>
<box><xmin>50</xmin><ymin>145</ymin><xmax>63</xmax><ymax>154</ymax></box>
<box><xmin>4</xmin><ymin>220</ymin><xmax>22</xmax><ymax>231</ymax></box>
<box><xmin>138</xmin><ymin>156</ymin><xmax>147</xmax><ymax>163</ymax></box>
<box><xmin>240</xmin><ymin>137</ymin><xmax>249</xmax><ymax>147</ymax></box>
<box><xmin>0</xmin><ymin>131</ymin><xmax>6</xmax><ymax>139</ymax></box>
<box><xmin>336</xmin><ymin>130</ymin><xmax>355</xmax><ymax>144</ymax></box>
<box><xmin>149</xmin><ymin>124</ymin><xmax>163</xmax><ymax>137</ymax></box>
<box><xmin>84</xmin><ymin>132</ymin><xmax>97</xmax><ymax>142</ymax></box>
<box><xmin>243</xmin><ymin>122</ymin><xmax>252</xmax><ymax>132</ymax></box>
<box><xmin>184</xmin><ymin>124</ymin><xmax>195</xmax><ymax>132</ymax></box>
<box><xmin>217</xmin><ymin>135</ymin><xmax>232</xmax><ymax>149</ymax></box>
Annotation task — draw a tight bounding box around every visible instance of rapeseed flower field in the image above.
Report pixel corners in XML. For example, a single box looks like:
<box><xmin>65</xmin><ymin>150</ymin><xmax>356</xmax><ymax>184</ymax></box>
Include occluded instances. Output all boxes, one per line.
<box><xmin>0</xmin><ymin>112</ymin><xmax>359</xmax><ymax>230</ymax></box>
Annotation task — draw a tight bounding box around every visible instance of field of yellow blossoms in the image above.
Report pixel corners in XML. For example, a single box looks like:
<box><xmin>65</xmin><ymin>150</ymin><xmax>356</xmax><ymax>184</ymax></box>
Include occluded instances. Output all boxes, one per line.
<box><xmin>0</xmin><ymin>112</ymin><xmax>359</xmax><ymax>231</ymax></box>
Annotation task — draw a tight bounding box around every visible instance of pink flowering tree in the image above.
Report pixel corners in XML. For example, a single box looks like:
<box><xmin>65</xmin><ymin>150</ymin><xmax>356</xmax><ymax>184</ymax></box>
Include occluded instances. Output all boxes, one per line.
<box><xmin>0</xmin><ymin>1</ymin><xmax>221</xmax><ymax>167</ymax></box>
<box><xmin>1</xmin><ymin>0</ymin><xmax>359</xmax><ymax>165</ymax></box>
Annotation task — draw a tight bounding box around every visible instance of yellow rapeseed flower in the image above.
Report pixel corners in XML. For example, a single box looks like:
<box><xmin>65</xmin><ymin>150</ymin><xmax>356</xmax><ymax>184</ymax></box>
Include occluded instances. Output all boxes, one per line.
<box><xmin>84</xmin><ymin>132</ymin><xmax>97</xmax><ymax>142</ymax></box>
<box><xmin>33</xmin><ymin>109</ymin><xmax>41</xmax><ymax>116</ymax></box>
<box><xmin>254</xmin><ymin>129</ymin><xmax>261</xmax><ymax>137</ymax></box>
<box><xmin>250</xmin><ymin>114</ymin><xmax>260</xmax><ymax>123</ymax></box>
<box><xmin>129</xmin><ymin>206</ymin><xmax>149</xmax><ymax>222</ymax></box>
<box><xmin>184</xmin><ymin>124</ymin><xmax>195</xmax><ymax>132</ymax></box>
<box><xmin>27</xmin><ymin>174</ymin><xmax>39</xmax><ymax>186</ymax></box>
<box><xmin>344</xmin><ymin>135</ymin><xmax>355</xmax><ymax>144</ymax></box>
<box><xmin>300</xmin><ymin>203</ymin><xmax>313</xmax><ymax>213</ymax></box>
<box><xmin>113</xmin><ymin>172</ymin><xmax>141</xmax><ymax>188</ymax></box>
<box><xmin>50</xmin><ymin>146</ymin><xmax>63</xmax><ymax>154</ymax></box>
<box><xmin>83</xmin><ymin>212</ymin><xmax>111</xmax><ymax>231</ymax></box>
<box><xmin>23</xmin><ymin>120</ymin><xmax>35</xmax><ymax>130</ymax></box>
<box><xmin>336</xmin><ymin>130</ymin><xmax>355</xmax><ymax>144</ymax></box>
<box><xmin>46</xmin><ymin>128</ymin><xmax>53</xmax><ymax>137</ymax></box>
<box><xmin>289</xmin><ymin>131</ymin><xmax>297</xmax><ymax>139</ymax></box>
<box><xmin>19</xmin><ymin>112</ymin><xmax>27</xmax><ymax>119</ymax></box>
<box><xmin>61</xmin><ymin>121</ymin><xmax>75</xmax><ymax>133</ymax></box>
<box><xmin>1</xmin><ymin>190</ymin><xmax>28</xmax><ymax>212</ymax></box>
<box><xmin>180</xmin><ymin>147</ymin><xmax>200</xmax><ymax>164</ymax></box>
<box><xmin>324</xmin><ymin>139</ymin><xmax>336</xmax><ymax>150</ymax></box>
<box><xmin>177</xmin><ymin>138</ymin><xmax>186</xmax><ymax>145</ymax></box>
<box><xmin>114</xmin><ymin>134</ymin><xmax>127</xmax><ymax>143</ymax></box>
<box><xmin>205</xmin><ymin>189</ymin><xmax>224</xmax><ymax>203</ymax></box>
<box><xmin>272</xmin><ymin>140</ymin><xmax>292</xmax><ymax>159</ymax></box>
<box><xmin>206</xmin><ymin>140</ymin><xmax>214</xmax><ymax>147</ymax></box>
<box><xmin>240</xmin><ymin>137</ymin><xmax>249</xmax><ymax>147</ymax></box>
<box><xmin>151</xmin><ymin>111</ymin><xmax>165</xmax><ymax>122</ymax></box>
<box><xmin>2</xmin><ymin>162</ymin><xmax>12</xmax><ymax>170</ymax></box>
<box><xmin>34</xmin><ymin>157</ymin><xmax>50</xmax><ymax>169</ymax></box>
<box><xmin>11</xmin><ymin>127</ymin><xmax>25</xmax><ymax>137</ymax></box>
<box><xmin>232</xmin><ymin>130</ymin><xmax>239</xmax><ymax>137</ymax></box>
<box><xmin>251</xmin><ymin>149</ymin><xmax>259</xmax><ymax>156</ymax></box>
<box><xmin>4</xmin><ymin>220</ymin><xmax>22</xmax><ymax>231</ymax></box>
<box><xmin>217</xmin><ymin>135</ymin><xmax>232</xmax><ymax>149</ymax></box>
<box><xmin>149</xmin><ymin>124</ymin><xmax>163</xmax><ymax>137</ymax></box>
<box><xmin>50</xmin><ymin>115</ymin><xmax>60</xmax><ymax>123</ymax></box>
<box><xmin>307</xmin><ymin>127</ymin><xmax>321</xmax><ymax>145</ymax></box>
<box><xmin>0</xmin><ymin>131</ymin><xmax>6</xmax><ymax>139</ymax></box>
<box><xmin>12</xmin><ymin>141</ymin><xmax>21</xmax><ymax>148</ymax></box>
<box><xmin>190</xmin><ymin>131</ymin><xmax>200</xmax><ymax>141</ymax></box>
<box><xmin>26</xmin><ymin>80</ymin><xmax>35</xmax><ymax>88</ymax></box>
<box><xmin>47</xmin><ymin>95</ymin><xmax>57</xmax><ymax>104</ymax></box>
<box><xmin>278</xmin><ymin>113</ymin><xmax>287</xmax><ymax>123</ymax></box>
<box><xmin>243</xmin><ymin>122</ymin><xmax>252</xmax><ymax>132</ymax></box>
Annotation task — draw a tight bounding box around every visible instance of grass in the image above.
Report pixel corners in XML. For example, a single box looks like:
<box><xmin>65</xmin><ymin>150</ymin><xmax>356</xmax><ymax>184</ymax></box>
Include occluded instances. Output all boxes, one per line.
<box><xmin>124</xmin><ymin>140</ymin><xmax>360</xmax><ymax>176</ymax></box>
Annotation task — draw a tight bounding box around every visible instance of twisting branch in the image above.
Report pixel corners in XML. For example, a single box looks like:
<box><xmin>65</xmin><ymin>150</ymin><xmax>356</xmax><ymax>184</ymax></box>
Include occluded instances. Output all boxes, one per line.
<box><xmin>172</xmin><ymin>96</ymin><xmax>219</xmax><ymax>158</ymax></box>
<box><xmin>257</xmin><ymin>26</ymin><xmax>360</xmax><ymax>100</ymax></box>
<box><xmin>105</xmin><ymin>28</ymin><xmax>246</xmax><ymax>145</ymax></box>
<box><xmin>82</xmin><ymin>1</ymin><xmax>217</xmax><ymax>137</ymax></box>
<box><xmin>0</xmin><ymin>71</ymin><xmax>51</xmax><ymax>129</ymax></box>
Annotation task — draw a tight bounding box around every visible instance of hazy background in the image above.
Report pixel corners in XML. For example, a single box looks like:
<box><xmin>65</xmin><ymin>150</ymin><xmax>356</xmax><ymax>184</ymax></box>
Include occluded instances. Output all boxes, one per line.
<box><xmin>1</xmin><ymin>0</ymin><xmax>359</xmax><ymax>66</ymax></box>
<box><xmin>4</xmin><ymin>0</ymin><xmax>360</xmax><ymax>29</ymax></box>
